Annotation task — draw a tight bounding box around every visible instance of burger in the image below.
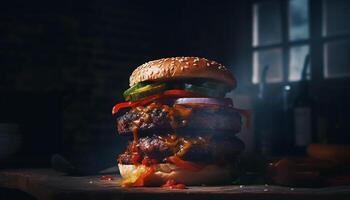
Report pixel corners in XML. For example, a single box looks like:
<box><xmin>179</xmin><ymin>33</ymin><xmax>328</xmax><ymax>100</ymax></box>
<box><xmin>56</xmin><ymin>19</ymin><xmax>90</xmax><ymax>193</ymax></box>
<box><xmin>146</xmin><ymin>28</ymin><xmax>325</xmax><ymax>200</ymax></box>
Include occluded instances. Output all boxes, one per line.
<box><xmin>112</xmin><ymin>57</ymin><xmax>245</xmax><ymax>187</ymax></box>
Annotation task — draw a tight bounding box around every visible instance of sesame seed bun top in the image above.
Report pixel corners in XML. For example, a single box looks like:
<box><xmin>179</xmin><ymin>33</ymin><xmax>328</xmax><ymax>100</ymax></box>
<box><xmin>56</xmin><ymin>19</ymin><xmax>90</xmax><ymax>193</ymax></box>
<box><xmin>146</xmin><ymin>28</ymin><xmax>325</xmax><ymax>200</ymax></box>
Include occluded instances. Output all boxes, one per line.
<box><xmin>129</xmin><ymin>57</ymin><xmax>236</xmax><ymax>89</ymax></box>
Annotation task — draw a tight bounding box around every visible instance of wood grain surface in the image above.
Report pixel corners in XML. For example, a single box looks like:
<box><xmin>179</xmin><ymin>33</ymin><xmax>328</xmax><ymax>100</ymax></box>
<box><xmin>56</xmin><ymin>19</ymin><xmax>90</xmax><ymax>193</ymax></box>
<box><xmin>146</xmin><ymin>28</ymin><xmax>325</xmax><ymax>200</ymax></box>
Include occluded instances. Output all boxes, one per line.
<box><xmin>0</xmin><ymin>169</ymin><xmax>350</xmax><ymax>200</ymax></box>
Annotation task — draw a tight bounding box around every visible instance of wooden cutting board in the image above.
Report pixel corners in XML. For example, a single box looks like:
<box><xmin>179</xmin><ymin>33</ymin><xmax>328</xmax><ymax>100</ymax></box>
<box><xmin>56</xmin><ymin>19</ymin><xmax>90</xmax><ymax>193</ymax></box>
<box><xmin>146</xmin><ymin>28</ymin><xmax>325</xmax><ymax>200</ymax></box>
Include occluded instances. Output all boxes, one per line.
<box><xmin>0</xmin><ymin>169</ymin><xmax>349</xmax><ymax>200</ymax></box>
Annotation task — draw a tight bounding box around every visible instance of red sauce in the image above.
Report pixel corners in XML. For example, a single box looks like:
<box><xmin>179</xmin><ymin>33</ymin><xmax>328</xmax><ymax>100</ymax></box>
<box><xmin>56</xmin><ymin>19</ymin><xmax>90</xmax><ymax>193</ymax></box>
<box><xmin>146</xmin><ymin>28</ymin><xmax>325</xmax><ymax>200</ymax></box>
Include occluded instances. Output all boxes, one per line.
<box><xmin>162</xmin><ymin>179</ymin><xmax>187</xmax><ymax>189</ymax></box>
<box><xmin>131</xmin><ymin>152</ymin><xmax>141</xmax><ymax>165</ymax></box>
<box><xmin>161</xmin><ymin>134</ymin><xmax>179</xmax><ymax>147</ymax></box>
<box><xmin>141</xmin><ymin>156</ymin><xmax>158</xmax><ymax>166</ymax></box>
<box><xmin>175</xmin><ymin>139</ymin><xmax>192</xmax><ymax>157</ymax></box>
<box><xmin>100</xmin><ymin>175</ymin><xmax>114</xmax><ymax>181</ymax></box>
<box><xmin>131</xmin><ymin>124</ymin><xmax>139</xmax><ymax>144</ymax></box>
<box><xmin>174</xmin><ymin>104</ymin><xmax>192</xmax><ymax>118</ymax></box>
<box><xmin>167</xmin><ymin>156</ymin><xmax>204</xmax><ymax>172</ymax></box>
<box><xmin>130</xmin><ymin>109</ymin><xmax>142</xmax><ymax>164</ymax></box>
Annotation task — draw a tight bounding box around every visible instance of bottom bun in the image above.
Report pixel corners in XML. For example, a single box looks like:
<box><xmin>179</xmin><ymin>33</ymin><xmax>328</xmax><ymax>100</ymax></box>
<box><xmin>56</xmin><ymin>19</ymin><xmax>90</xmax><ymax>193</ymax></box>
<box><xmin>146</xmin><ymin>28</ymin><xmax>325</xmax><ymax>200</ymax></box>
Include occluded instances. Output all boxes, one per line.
<box><xmin>118</xmin><ymin>163</ymin><xmax>238</xmax><ymax>186</ymax></box>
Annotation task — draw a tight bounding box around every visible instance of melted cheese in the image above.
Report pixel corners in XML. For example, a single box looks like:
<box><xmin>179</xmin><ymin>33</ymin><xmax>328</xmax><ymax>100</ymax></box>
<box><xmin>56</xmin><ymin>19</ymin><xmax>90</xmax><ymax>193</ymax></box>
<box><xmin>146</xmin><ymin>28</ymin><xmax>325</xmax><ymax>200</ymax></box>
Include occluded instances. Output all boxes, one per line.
<box><xmin>120</xmin><ymin>165</ymin><xmax>155</xmax><ymax>187</ymax></box>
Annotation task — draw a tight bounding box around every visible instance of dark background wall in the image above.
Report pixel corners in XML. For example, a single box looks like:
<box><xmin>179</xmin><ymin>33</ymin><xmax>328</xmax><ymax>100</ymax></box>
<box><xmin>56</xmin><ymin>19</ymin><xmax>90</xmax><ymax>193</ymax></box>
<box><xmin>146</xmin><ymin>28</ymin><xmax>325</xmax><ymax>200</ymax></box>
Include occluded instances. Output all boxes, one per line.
<box><xmin>2</xmin><ymin>0</ymin><xmax>349</xmax><ymax>170</ymax></box>
<box><xmin>0</xmin><ymin>0</ymin><xmax>250</xmax><ymax>170</ymax></box>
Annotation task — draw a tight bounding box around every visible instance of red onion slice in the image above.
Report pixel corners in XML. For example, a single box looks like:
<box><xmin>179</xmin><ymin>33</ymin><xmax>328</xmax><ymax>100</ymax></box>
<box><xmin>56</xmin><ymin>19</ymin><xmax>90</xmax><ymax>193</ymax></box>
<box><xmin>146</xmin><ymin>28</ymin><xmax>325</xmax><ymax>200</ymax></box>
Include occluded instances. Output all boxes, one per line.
<box><xmin>174</xmin><ymin>98</ymin><xmax>234</xmax><ymax>107</ymax></box>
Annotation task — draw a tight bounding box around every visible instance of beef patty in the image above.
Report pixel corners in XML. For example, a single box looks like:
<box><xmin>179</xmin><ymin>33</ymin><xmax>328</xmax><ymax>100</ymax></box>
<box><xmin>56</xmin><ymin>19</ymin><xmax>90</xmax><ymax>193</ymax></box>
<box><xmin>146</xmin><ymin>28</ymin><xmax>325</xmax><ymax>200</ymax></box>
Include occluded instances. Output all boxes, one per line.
<box><xmin>118</xmin><ymin>135</ymin><xmax>244</xmax><ymax>165</ymax></box>
<box><xmin>117</xmin><ymin>103</ymin><xmax>242</xmax><ymax>135</ymax></box>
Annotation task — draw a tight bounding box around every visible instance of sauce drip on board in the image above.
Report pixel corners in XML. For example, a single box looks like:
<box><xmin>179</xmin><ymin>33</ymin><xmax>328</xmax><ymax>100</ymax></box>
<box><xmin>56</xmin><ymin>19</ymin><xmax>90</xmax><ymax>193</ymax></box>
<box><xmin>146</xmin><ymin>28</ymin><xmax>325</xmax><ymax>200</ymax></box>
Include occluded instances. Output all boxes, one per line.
<box><xmin>162</xmin><ymin>179</ymin><xmax>187</xmax><ymax>189</ymax></box>
<box><xmin>100</xmin><ymin>175</ymin><xmax>113</xmax><ymax>181</ymax></box>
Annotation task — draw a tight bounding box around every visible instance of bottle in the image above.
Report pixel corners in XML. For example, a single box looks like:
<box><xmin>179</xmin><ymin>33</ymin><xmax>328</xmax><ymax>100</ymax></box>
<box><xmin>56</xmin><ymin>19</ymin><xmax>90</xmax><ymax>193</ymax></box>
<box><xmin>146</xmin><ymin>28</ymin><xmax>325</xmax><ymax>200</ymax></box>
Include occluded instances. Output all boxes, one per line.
<box><xmin>293</xmin><ymin>54</ymin><xmax>313</xmax><ymax>154</ymax></box>
<box><xmin>281</xmin><ymin>84</ymin><xmax>293</xmax><ymax>154</ymax></box>
<box><xmin>254</xmin><ymin>65</ymin><xmax>274</xmax><ymax>155</ymax></box>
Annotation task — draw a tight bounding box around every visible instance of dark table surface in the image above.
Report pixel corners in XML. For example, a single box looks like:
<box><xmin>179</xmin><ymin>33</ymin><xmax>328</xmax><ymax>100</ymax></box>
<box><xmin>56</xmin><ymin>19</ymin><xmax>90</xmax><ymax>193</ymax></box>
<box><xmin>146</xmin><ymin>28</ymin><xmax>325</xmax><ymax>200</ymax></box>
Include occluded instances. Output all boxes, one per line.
<box><xmin>1</xmin><ymin>169</ymin><xmax>350</xmax><ymax>200</ymax></box>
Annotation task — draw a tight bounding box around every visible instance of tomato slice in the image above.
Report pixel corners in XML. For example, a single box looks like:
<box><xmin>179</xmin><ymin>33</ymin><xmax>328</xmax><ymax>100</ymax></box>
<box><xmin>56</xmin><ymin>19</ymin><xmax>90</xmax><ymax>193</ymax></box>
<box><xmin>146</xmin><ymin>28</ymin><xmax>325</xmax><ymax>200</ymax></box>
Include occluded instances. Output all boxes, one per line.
<box><xmin>163</xmin><ymin>89</ymin><xmax>201</xmax><ymax>97</ymax></box>
<box><xmin>167</xmin><ymin>156</ymin><xmax>204</xmax><ymax>172</ymax></box>
<box><xmin>112</xmin><ymin>94</ymin><xmax>162</xmax><ymax>115</ymax></box>
<box><xmin>112</xmin><ymin>101</ymin><xmax>135</xmax><ymax>115</ymax></box>
<box><xmin>112</xmin><ymin>90</ymin><xmax>201</xmax><ymax>115</ymax></box>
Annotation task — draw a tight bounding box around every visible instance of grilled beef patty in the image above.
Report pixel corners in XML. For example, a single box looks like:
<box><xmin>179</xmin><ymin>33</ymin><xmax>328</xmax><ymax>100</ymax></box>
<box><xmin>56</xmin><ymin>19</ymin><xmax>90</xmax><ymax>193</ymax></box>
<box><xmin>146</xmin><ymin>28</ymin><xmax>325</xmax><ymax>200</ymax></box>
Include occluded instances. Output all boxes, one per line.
<box><xmin>117</xmin><ymin>135</ymin><xmax>244</xmax><ymax>165</ymax></box>
<box><xmin>117</xmin><ymin>103</ymin><xmax>242</xmax><ymax>135</ymax></box>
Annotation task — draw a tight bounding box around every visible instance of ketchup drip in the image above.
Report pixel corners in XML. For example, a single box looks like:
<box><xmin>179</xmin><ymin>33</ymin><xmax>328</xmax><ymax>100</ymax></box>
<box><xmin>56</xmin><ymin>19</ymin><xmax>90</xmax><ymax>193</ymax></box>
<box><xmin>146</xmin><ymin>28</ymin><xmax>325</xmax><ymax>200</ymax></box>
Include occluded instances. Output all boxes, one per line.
<box><xmin>130</xmin><ymin>115</ymin><xmax>142</xmax><ymax>165</ymax></box>
<box><xmin>131</xmin><ymin>127</ymin><xmax>139</xmax><ymax>150</ymax></box>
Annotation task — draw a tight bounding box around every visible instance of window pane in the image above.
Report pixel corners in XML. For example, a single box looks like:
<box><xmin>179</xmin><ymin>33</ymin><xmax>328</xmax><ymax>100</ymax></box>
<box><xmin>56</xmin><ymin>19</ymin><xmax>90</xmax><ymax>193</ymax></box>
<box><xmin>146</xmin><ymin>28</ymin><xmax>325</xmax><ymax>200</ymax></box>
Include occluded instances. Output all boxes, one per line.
<box><xmin>289</xmin><ymin>0</ymin><xmax>310</xmax><ymax>41</ymax></box>
<box><xmin>323</xmin><ymin>0</ymin><xmax>350</xmax><ymax>36</ymax></box>
<box><xmin>253</xmin><ymin>48</ymin><xmax>283</xmax><ymax>83</ymax></box>
<box><xmin>288</xmin><ymin>45</ymin><xmax>310</xmax><ymax>81</ymax></box>
<box><xmin>253</xmin><ymin>1</ymin><xmax>282</xmax><ymax>46</ymax></box>
<box><xmin>324</xmin><ymin>39</ymin><xmax>350</xmax><ymax>78</ymax></box>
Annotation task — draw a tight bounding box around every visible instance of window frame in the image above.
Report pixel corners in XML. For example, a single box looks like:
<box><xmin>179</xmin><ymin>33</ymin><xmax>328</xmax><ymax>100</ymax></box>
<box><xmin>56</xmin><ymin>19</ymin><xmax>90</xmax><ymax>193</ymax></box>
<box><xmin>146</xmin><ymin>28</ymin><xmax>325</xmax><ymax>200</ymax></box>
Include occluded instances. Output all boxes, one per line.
<box><xmin>252</xmin><ymin>0</ymin><xmax>311</xmax><ymax>85</ymax></box>
<box><xmin>309</xmin><ymin>0</ymin><xmax>350</xmax><ymax>95</ymax></box>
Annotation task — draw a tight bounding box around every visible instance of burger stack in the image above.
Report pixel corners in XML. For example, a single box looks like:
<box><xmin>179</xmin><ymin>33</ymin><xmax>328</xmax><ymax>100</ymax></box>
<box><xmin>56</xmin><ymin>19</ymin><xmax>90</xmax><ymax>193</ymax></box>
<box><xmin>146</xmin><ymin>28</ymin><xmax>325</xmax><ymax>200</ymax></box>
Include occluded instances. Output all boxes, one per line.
<box><xmin>112</xmin><ymin>57</ymin><xmax>245</xmax><ymax>187</ymax></box>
